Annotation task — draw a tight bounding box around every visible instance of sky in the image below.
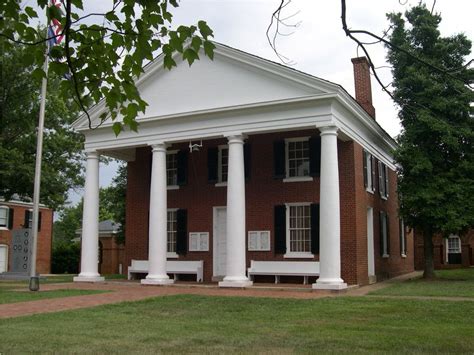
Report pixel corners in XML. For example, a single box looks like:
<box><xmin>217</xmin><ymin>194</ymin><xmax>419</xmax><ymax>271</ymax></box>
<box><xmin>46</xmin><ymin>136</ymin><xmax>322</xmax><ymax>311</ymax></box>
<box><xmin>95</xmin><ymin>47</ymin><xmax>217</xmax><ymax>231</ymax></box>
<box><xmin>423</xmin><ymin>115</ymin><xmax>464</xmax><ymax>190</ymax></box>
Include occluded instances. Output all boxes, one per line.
<box><xmin>53</xmin><ymin>0</ymin><xmax>473</xmax><ymax>205</ymax></box>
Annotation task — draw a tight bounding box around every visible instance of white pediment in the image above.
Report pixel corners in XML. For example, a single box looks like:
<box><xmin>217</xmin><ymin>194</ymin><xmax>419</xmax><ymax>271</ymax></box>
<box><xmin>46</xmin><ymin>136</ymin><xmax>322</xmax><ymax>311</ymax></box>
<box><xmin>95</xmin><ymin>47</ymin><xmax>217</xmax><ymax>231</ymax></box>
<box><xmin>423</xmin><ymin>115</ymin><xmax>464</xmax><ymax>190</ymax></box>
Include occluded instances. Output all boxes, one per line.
<box><xmin>74</xmin><ymin>43</ymin><xmax>340</xmax><ymax>129</ymax></box>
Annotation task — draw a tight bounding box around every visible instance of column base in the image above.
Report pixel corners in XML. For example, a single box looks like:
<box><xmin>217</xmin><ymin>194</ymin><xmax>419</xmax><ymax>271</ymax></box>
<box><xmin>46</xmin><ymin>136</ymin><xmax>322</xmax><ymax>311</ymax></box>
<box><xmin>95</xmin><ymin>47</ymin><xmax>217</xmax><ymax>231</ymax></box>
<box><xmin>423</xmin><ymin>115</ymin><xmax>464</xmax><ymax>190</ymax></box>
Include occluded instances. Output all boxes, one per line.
<box><xmin>312</xmin><ymin>278</ymin><xmax>347</xmax><ymax>291</ymax></box>
<box><xmin>74</xmin><ymin>275</ymin><xmax>105</xmax><ymax>283</ymax></box>
<box><xmin>219</xmin><ymin>276</ymin><xmax>253</xmax><ymax>288</ymax></box>
<box><xmin>141</xmin><ymin>276</ymin><xmax>174</xmax><ymax>286</ymax></box>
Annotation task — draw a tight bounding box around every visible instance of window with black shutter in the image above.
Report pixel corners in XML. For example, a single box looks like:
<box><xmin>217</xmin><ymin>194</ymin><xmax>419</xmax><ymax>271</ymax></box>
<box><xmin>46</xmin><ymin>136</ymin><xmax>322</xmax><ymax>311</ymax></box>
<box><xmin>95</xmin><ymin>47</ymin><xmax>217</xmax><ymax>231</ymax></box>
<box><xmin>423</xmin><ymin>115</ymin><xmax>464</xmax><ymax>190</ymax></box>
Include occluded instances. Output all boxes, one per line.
<box><xmin>8</xmin><ymin>208</ymin><xmax>14</xmax><ymax>229</ymax></box>
<box><xmin>244</xmin><ymin>143</ymin><xmax>251</xmax><ymax>181</ymax></box>
<box><xmin>0</xmin><ymin>206</ymin><xmax>9</xmax><ymax>228</ymax></box>
<box><xmin>274</xmin><ymin>205</ymin><xmax>286</xmax><ymax>254</ymax></box>
<box><xmin>273</xmin><ymin>140</ymin><xmax>286</xmax><ymax>179</ymax></box>
<box><xmin>176</xmin><ymin>150</ymin><xmax>188</xmax><ymax>186</ymax></box>
<box><xmin>363</xmin><ymin>150</ymin><xmax>368</xmax><ymax>188</ymax></box>
<box><xmin>24</xmin><ymin>210</ymin><xmax>32</xmax><ymax>229</ymax></box>
<box><xmin>207</xmin><ymin>147</ymin><xmax>218</xmax><ymax>183</ymax></box>
<box><xmin>310</xmin><ymin>204</ymin><xmax>320</xmax><ymax>254</ymax></box>
<box><xmin>176</xmin><ymin>209</ymin><xmax>187</xmax><ymax>255</ymax></box>
<box><xmin>309</xmin><ymin>136</ymin><xmax>321</xmax><ymax>177</ymax></box>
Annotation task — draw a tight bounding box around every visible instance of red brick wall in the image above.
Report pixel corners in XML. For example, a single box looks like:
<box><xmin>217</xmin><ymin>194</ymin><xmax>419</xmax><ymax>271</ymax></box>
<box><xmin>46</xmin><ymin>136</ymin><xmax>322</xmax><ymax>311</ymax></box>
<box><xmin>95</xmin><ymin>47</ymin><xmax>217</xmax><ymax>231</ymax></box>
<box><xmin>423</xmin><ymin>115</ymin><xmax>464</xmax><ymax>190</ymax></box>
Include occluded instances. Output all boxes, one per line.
<box><xmin>414</xmin><ymin>230</ymin><xmax>474</xmax><ymax>269</ymax></box>
<box><xmin>124</xmin><ymin>130</ymin><xmax>413</xmax><ymax>284</ymax></box>
<box><xmin>0</xmin><ymin>203</ymin><xmax>53</xmax><ymax>274</ymax></box>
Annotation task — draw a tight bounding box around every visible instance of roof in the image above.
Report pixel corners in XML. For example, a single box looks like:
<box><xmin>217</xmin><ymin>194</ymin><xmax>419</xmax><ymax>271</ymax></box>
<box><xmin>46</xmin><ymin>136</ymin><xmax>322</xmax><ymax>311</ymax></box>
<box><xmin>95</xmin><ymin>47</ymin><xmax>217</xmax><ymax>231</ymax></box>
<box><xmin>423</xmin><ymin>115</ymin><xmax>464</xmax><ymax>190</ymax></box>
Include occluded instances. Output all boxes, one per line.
<box><xmin>75</xmin><ymin>219</ymin><xmax>121</xmax><ymax>236</ymax></box>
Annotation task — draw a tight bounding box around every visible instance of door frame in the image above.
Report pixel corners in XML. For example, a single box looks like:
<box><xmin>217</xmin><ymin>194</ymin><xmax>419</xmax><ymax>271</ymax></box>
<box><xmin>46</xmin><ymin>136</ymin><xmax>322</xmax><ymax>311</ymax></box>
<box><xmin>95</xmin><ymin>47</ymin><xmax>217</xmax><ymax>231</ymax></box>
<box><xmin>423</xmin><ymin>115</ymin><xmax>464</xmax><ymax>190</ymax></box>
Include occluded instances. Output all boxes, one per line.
<box><xmin>0</xmin><ymin>244</ymin><xmax>8</xmax><ymax>273</ymax></box>
<box><xmin>367</xmin><ymin>207</ymin><xmax>375</xmax><ymax>278</ymax></box>
<box><xmin>213</xmin><ymin>206</ymin><xmax>226</xmax><ymax>278</ymax></box>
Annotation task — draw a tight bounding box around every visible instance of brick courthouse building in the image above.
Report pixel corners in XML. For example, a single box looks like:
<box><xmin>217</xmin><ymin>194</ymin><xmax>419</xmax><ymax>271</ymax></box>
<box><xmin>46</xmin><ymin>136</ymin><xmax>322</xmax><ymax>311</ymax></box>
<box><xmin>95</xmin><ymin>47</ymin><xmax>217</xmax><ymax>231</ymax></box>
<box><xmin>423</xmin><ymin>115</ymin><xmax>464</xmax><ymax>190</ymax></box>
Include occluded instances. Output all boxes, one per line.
<box><xmin>72</xmin><ymin>43</ymin><xmax>414</xmax><ymax>289</ymax></box>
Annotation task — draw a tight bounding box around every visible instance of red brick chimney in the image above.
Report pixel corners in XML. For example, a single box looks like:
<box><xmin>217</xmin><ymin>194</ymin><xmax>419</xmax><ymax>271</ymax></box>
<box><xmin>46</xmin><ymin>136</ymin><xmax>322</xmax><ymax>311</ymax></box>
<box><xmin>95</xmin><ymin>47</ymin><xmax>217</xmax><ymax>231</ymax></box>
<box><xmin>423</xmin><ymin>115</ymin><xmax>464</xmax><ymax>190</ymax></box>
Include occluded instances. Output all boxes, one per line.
<box><xmin>351</xmin><ymin>57</ymin><xmax>376</xmax><ymax>119</ymax></box>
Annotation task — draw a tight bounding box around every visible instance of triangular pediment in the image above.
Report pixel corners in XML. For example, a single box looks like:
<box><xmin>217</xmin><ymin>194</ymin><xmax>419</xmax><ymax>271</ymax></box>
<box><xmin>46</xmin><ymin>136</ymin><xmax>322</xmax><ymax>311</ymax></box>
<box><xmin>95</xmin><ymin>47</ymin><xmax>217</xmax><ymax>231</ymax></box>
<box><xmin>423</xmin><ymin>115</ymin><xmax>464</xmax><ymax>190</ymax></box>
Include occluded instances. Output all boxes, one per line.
<box><xmin>74</xmin><ymin>43</ymin><xmax>341</xmax><ymax>129</ymax></box>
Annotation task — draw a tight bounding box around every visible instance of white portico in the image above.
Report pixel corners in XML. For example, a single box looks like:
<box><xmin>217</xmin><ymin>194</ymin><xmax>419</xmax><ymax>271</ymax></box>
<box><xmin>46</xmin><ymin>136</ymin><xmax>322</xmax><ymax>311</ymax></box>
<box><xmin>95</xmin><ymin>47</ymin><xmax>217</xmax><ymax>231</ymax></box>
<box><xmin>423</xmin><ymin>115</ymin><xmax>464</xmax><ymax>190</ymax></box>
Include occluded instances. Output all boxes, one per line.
<box><xmin>72</xmin><ymin>42</ymin><xmax>397</xmax><ymax>289</ymax></box>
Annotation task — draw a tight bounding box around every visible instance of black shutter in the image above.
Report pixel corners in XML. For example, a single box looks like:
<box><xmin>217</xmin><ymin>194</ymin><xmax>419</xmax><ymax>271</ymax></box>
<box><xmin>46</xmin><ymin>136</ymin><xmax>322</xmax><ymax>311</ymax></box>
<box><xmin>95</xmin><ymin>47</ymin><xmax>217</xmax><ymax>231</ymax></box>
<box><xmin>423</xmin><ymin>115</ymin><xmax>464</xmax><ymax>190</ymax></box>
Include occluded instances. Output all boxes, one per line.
<box><xmin>309</xmin><ymin>136</ymin><xmax>321</xmax><ymax>177</ymax></box>
<box><xmin>363</xmin><ymin>150</ymin><xmax>368</xmax><ymax>188</ymax></box>
<box><xmin>176</xmin><ymin>209</ymin><xmax>187</xmax><ymax>255</ymax></box>
<box><xmin>177</xmin><ymin>150</ymin><xmax>188</xmax><ymax>186</ymax></box>
<box><xmin>310</xmin><ymin>203</ymin><xmax>320</xmax><ymax>254</ymax></box>
<box><xmin>371</xmin><ymin>156</ymin><xmax>376</xmax><ymax>192</ymax></box>
<box><xmin>244</xmin><ymin>143</ymin><xmax>251</xmax><ymax>181</ymax></box>
<box><xmin>207</xmin><ymin>147</ymin><xmax>218</xmax><ymax>183</ymax></box>
<box><xmin>8</xmin><ymin>208</ymin><xmax>14</xmax><ymax>229</ymax></box>
<box><xmin>379</xmin><ymin>211</ymin><xmax>384</xmax><ymax>256</ymax></box>
<box><xmin>386</xmin><ymin>214</ymin><xmax>390</xmax><ymax>255</ymax></box>
<box><xmin>274</xmin><ymin>205</ymin><xmax>286</xmax><ymax>254</ymax></box>
<box><xmin>24</xmin><ymin>210</ymin><xmax>30</xmax><ymax>228</ymax></box>
<box><xmin>273</xmin><ymin>140</ymin><xmax>286</xmax><ymax>179</ymax></box>
<box><xmin>38</xmin><ymin>211</ymin><xmax>42</xmax><ymax>231</ymax></box>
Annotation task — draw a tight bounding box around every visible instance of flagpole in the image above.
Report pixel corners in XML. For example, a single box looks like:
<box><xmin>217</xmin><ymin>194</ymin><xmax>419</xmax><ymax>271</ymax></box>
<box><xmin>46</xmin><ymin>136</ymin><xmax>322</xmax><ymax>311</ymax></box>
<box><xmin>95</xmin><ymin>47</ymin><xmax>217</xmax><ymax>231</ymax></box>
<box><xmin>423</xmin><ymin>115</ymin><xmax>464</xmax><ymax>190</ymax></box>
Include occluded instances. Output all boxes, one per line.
<box><xmin>29</xmin><ymin>30</ymin><xmax>50</xmax><ymax>292</ymax></box>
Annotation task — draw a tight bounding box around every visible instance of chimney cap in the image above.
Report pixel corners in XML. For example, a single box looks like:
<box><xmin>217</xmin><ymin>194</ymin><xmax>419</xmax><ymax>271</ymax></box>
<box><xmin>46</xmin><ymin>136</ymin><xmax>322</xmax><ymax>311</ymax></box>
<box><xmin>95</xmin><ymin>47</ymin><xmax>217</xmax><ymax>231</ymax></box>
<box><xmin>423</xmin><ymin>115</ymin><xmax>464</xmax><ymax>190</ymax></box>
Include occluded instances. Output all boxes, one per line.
<box><xmin>351</xmin><ymin>56</ymin><xmax>369</xmax><ymax>65</ymax></box>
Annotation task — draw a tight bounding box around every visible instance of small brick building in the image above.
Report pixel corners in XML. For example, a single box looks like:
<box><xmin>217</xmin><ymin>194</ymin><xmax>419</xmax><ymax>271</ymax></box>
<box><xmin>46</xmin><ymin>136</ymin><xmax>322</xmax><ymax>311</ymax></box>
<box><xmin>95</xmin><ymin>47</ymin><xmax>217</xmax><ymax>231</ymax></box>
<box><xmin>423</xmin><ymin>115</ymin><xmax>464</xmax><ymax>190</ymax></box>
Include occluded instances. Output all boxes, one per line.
<box><xmin>0</xmin><ymin>199</ymin><xmax>53</xmax><ymax>274</ymax></box>
<box><xmin>414</xmin><ymin>230</ymin><xmax>474</xmax><ymax>270</ymax></box>
<box><xmin>72</xmin><ymin>42</ymin><xmax>414</xmax><ymax>288</ymax></box>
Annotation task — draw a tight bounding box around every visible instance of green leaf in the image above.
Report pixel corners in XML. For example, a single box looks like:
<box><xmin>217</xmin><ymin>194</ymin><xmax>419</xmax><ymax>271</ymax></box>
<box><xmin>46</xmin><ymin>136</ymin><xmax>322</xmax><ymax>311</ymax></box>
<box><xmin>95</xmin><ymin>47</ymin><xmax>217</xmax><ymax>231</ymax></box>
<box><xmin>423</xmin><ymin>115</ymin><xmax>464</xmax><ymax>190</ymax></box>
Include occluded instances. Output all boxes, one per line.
<box><xmin>203</xmin><ymin>41</ymin><xmax>215</xmax><ymax>60</ymax></box>
<box><xmin>183</xmin><ymin>48</ymin><xmax>199</xmax><ymax>66</ymax></box>
<box><xmin>198</xmin><ymin>20</ymin><xmax>213</xmax><ymax>38</ymax></box>
<box><xmin>191</xmin><ymin>36</ymin><xmax>202</xmax><ymax>52</ymax></box>
<box><xmin>31</xmin><ymin>67</ymin><xmax>46</xmax><ymax>81</ymax></box>
<box><xmin>163</xmin><ymin>55</ymin><xmax>176</xmax><ymax>70</ymax></box>
<box><xmin>112</xmin><ymin>122</ymin><xmax>123</xmax><ymax>136</ymax></box>
<box><xmin>24</xmin><ymin>6</ymin><xmax>38</xmax><ymax>18</ymax></box>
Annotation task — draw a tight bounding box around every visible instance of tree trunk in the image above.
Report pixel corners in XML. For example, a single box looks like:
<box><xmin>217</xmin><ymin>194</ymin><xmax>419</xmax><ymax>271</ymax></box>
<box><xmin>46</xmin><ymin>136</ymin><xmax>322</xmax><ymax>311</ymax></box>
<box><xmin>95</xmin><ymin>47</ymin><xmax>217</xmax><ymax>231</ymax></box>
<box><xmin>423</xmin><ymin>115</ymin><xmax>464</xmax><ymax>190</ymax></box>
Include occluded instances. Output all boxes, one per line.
<box><xmin>423</xmin><ymin>228</ymin><xmax>435</xmax><ymax>279</ymax></box>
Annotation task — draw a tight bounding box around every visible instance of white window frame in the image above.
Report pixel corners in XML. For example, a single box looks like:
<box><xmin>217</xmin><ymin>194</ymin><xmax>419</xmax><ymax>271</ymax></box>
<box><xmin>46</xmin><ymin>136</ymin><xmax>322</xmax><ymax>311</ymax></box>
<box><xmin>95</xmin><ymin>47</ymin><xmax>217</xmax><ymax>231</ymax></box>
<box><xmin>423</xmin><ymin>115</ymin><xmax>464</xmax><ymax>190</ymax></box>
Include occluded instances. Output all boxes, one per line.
<box><xmin>189</xmin><ymin>232</ymin><xmax>209</xmax><ymax>252</ymax></box>
<box><xmin>381</xmin><ymin>211</ymin><xmax>389</xmax><ymax>258</ymax></box>
<box><xmin>284</xmin><ymin>203</ymin><xmax>314</xmax><ymax>258</ymax></box>
<box><xmin>167</xmin><ymin>208</ymin><xmax>179</xmax><ymax>258</ymax></box>
<box><xmin>364</xmin><ymin>150</ymin><xmax>375</xmax><ymax>194</ymax></box>
<box><xmin>216</xmin><ymin>145</ymin><xmax>228</xmax><ymax>186</ymax></box>
<box><xmin>283</xmin><ymin>137</ymin><xmax>313</xmax><ymax>183</ymax></box>
<box><xmin>0</xmin><ymin>206</ymin><xmax>9</xmax><ymax>229</ymax></box>
<box><xmin>166</xmin><ymin>150</ymin><xmax>179</xmax><ymax>190</ymax></box>
<box><xmin>26</xmin><ymin>209</ymin><xmax>33</xmax><ymax>229</ymax></box>
<box><xmin>248</xmin><ymin>231</ymin><xmax>271</xmax><ymax>251</ymax></box>
<box><xmin>447</xmin><ymin>235</ymin><xmax>461</xmax><ymax>254</ymax></box>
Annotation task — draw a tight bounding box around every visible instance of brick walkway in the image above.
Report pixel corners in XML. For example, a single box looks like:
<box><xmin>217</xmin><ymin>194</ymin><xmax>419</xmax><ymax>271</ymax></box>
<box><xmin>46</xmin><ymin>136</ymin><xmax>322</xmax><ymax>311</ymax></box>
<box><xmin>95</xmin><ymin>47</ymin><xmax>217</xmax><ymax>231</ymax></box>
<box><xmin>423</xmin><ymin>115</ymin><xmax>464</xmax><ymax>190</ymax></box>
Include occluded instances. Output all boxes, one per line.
<box><xmin>0</xmin><ymin>272</ymin><xmax>425</xmax><ymax>319</ymax></box>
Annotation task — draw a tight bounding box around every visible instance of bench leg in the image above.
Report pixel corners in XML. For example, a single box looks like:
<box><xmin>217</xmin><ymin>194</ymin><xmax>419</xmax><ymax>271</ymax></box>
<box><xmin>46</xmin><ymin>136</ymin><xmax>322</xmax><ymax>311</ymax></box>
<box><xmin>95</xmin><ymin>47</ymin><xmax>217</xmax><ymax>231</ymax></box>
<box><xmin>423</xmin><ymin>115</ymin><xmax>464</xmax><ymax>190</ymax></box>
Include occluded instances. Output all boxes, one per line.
<box><xmin>275</xmin><ymin>275</ymin><xmax>280</xmax><ymax>284</ymax></box>
<box><xmin>304</xmin><ymin>276</ymin><xmax>308</xmax><ymax>285</ymax></box>
<box><xmin>174</xmin><ymin>274</ymin><xmax>179</xmax><ymax>282</ymax></box>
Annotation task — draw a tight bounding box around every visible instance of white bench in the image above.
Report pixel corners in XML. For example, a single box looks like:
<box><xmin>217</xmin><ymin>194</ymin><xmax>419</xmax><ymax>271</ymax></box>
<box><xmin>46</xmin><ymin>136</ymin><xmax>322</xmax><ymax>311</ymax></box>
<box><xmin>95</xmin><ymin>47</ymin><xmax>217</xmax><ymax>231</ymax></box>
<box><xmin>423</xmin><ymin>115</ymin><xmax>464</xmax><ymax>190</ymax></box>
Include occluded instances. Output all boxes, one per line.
<box><xmin>247</xmin><ymin>260</ymin><xmax>320</xmax><ymax>284</ymax></box>
<box><xmin>128</xmin><ymin>260</ymin><xmax>204</xmax><ymax>282</ymax></box>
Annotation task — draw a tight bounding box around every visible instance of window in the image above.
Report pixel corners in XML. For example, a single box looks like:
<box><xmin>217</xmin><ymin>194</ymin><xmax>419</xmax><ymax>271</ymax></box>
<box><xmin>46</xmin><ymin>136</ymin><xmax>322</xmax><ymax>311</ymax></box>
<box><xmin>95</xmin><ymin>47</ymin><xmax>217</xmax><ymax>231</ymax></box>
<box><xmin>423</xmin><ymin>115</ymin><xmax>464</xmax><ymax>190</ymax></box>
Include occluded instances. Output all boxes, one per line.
<box><xmin>0</xmin><ymin>206</ymin><xmax>8</xmax><ymax>228</ymax></box>
<box><xmin>167</xmin><ymin>209</ymin><xmax>178</xmax><ymax>256</ymax></box>
<box><xmin>448</xmin><ymin>235</ymin><xmax>461</xmax><ymax>254</ymax></box>
<box><xmin>286</xmin><ymin>138</ymin><xmax>310</xmax><ymax>178</ymax></box>
<box><xmin>218</xmin><ymin>145</ymin><xmax>229</xmax><ymax>183</ymax></box>
<box><xmin>378</xmin><ymin>161</ymin><xmax>389</xmax><ymax>199</ymax></box>
<box><xmin>26</xmin><ymin>209</ymin><xmax>33</xmax><ymax>229</ymax></box>
<box><xmin>248</xmin><ymin>231</ymin><xmax>271</xmax><ymax>251</ymax></box>
<box><xmin>287</xmin><ymin>204</ymin><xmax>312</xmax><ymax>255</ymax></box>
<box><xmin>380</xmin><ymin>211</ymin><xmax>390</xmax><ymax>257</ymax></box>
<box><xmin>189</xmin><ymin>232</ymin><xmax>209</xmax><ymax>251</ymax></box>
<box><xmin>363</xmin><ymin>150</ymin><xmax>376</xmax><ymax>192</ymax></box>
<box><xmin>166</xmin><ymin>151</ymin><xmax>178</xmax><ymax>186</ymax></box>
<box><xmin>399</xmin><ymin>219</ymin><xmax>407</xmax><ymax>257</ymax></box>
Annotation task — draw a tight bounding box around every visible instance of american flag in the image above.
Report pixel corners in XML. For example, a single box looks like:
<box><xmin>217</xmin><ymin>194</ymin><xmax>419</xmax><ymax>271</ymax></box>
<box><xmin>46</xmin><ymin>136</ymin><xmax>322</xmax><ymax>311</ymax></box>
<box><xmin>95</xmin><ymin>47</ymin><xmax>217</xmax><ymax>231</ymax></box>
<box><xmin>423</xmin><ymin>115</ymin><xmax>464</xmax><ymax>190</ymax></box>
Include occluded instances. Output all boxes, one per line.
<box><xmin>47</xmin><ymin>0</ymin><xmax>64</xmax><ymax>48</ymax></box>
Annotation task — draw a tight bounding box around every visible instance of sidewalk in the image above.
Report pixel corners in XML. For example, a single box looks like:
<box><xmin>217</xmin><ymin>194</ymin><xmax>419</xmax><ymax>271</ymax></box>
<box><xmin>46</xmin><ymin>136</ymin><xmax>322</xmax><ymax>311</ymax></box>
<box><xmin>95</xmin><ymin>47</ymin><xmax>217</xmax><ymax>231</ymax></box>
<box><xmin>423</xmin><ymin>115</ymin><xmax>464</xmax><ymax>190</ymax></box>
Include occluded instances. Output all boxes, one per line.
<box><xmin>0</xmin><ymin>271</ymin><xmax>424</xmax><ymax>319</ymax></box>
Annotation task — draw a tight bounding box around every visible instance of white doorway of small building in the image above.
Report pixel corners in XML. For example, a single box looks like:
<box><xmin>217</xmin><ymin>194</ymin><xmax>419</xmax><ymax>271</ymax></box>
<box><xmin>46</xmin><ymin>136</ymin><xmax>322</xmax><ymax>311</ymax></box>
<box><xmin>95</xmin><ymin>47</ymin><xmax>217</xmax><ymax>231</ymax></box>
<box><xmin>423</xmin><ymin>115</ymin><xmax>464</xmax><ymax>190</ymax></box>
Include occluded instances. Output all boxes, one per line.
<box><xmin>367</xmin><ymin>207</ymin><xmax>376</xmax><ymax>283</ymax></box>
<box><xmin>0</xmin><ymin>244</ymin><xmax>8</xmax><ymax>273</ymax></box>
<box><xmin>213</xmin><ymin>207</ymin><xmax>227</xmax><ymax>280</ymax></box>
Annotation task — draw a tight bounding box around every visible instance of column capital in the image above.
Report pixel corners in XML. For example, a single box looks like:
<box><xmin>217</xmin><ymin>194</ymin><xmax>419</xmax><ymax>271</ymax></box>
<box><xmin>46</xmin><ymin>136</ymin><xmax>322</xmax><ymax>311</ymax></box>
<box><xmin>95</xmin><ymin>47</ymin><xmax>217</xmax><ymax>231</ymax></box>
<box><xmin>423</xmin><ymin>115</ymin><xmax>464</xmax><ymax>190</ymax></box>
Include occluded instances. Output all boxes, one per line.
<box><xmin>225</xmin><ymin>133</ymin><xmax>246</xmax><ymax>144</ymax></box>
<box><xmin>150</xmin><ymin>142</ymin><xmax>167</xmax><ymax>153</ymax></box>
<box><xmin>319</xmin><ymin>126</ymin><xmax>339</xmax><ymax>136</ymax></box>
<box><xmin>84</xmin><ymin>150</ymin><xmax>100</xmax><ymax>160</ymax></box>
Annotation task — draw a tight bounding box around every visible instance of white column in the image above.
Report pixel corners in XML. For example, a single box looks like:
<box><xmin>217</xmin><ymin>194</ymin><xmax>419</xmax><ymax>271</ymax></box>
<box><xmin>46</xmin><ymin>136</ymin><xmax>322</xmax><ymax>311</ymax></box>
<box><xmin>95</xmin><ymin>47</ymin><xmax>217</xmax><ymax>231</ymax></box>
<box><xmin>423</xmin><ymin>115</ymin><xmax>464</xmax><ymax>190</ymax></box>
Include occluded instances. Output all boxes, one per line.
<box><xmin>74</xmin><ymin>151</ymin><xmax>104</xmax><ymax>282</ymax></box>
<box><xmin>313</xmin><ymin>126</ymin><xmax>347</xmax><ymax>290</ymax></box>
<box><xmin>219</xmin><ymin>134</ymin><xmax>252</xmax><ymax>288</ymax></box>
<box><xmin>142</xmin><ymin>143</ymin><xmax>173</xmax><ymax>285</ymax></box>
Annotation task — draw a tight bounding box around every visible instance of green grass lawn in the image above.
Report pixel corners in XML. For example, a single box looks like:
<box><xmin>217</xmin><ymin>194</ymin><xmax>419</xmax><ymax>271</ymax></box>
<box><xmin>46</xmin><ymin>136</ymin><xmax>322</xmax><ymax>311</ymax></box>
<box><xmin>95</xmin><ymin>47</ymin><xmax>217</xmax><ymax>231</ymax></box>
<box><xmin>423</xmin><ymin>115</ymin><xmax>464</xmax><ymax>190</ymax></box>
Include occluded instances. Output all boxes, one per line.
<box><xmin>0</xmin><ymin>295</ymin><xmax>473</xmax><ymax>353</ymax></box>
<box><xmin>370</xmin><ymin>268</ymin><xmax>474</xmax><ymax>298</ymax></box>
<box><xmin>0</xmin><ymin>286</ymin><xmax>107</xmax><ymax>304</ymax></box>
